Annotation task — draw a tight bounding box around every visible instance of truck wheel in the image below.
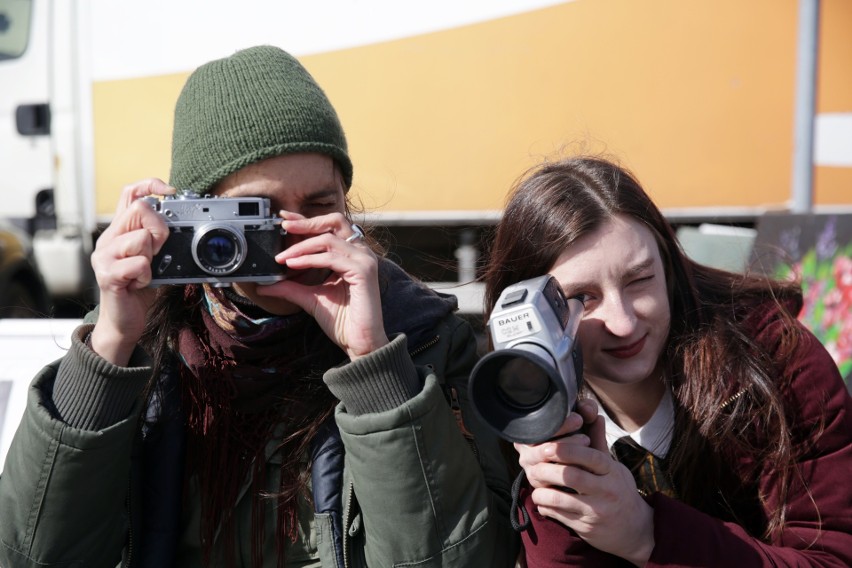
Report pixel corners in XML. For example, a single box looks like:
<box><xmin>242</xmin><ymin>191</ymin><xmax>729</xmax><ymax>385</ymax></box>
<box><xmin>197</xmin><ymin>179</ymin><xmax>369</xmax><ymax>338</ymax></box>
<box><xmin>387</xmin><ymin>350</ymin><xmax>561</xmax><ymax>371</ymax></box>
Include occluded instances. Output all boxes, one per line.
<box><xmin>0</xmin><ymin>280</ymin><xmax>45</xmax><ymax>318</ymax></box>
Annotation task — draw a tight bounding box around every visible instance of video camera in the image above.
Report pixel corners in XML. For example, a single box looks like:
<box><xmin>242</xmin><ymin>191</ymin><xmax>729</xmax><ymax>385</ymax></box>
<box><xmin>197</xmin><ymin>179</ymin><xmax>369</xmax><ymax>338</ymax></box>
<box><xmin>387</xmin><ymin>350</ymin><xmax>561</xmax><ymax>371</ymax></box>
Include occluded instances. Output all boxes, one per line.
<box><xmin>469</xmin><ymin>275</ymin><xmax>584</xmax><ymax>444</ymax></box>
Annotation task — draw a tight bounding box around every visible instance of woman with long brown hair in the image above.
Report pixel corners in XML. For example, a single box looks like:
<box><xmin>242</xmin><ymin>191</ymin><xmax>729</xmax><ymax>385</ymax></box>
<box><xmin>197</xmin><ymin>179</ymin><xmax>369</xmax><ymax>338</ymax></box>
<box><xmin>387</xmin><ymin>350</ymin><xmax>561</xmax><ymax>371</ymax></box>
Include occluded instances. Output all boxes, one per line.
<box><xmin>483</xmin><ymin>156</ymin><xmax>851</xmax><ymax>566</ymax></box>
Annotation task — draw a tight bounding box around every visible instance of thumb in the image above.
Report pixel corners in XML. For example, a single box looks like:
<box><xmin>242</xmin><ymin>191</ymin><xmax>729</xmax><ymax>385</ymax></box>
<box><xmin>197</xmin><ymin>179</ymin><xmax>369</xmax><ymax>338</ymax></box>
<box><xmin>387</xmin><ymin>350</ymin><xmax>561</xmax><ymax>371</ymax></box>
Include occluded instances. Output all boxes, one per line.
<box><xmin>586</xmin><ymin>412</ymin><xmax>608</xmax><ymax>452</ymax></box>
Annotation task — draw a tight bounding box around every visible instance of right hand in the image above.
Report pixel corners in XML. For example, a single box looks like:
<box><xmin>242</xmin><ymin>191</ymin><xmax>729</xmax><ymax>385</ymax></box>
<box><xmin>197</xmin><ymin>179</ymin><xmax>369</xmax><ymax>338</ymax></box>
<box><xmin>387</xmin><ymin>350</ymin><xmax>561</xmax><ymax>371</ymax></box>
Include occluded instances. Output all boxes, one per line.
<box><xmin>514</xmin><ymin>399</ymin><xmax>655</xmax><ymax>565</ymax></box>
<box><xmin>89</xmin><ymin>179</ymin><xmax>175</xmax><ymax>365</ymax></box>
<box><xmin>515</xmin><ymin>398</ymin><xmax>605</xmax><ymax>489</ymax></box>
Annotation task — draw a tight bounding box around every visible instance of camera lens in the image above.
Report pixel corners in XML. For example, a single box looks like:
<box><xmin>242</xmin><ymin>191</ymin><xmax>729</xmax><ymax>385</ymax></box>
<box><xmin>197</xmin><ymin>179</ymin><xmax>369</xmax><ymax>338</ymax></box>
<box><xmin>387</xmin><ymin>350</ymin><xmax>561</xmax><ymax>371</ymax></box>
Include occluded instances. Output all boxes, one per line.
<box><xmin>192</xmin><ymin>224</ymin><xmax>247</xmax><ymax>275</ymax></box>
<box><xmin>469</xmin><ymin>344</ymin><xmax>571</xmax><ymax>444</ymax></box>
<box><xmin>201</xmin><ymin>233</ymin><xmax>237</xmax><ymax>267</ymax></box>
<box><xmin>496</xmin><ymin>357</ymin><xmax>551</xmax><ymax>409</ymax></box>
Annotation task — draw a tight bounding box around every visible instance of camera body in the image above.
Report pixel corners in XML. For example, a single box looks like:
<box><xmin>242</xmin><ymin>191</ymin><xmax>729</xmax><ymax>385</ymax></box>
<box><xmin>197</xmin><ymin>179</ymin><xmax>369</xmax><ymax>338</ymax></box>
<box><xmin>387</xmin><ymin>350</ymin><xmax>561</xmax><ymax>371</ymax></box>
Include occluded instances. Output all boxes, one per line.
<box><xmin>144</xmin><ymin>191</ymin><xmax>287</xmax><ymax>287</ymax></box>
<box><xmin>469</xmin><ymin>274</ymin><xmax>584</xmax><ymax>444</ymax></box>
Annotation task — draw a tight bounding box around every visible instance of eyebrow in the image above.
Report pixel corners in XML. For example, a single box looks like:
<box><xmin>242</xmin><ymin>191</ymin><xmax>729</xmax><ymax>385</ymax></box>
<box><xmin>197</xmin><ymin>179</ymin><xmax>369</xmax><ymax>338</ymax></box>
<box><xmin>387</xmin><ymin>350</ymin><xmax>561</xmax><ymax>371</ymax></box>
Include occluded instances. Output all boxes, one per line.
<box><xmin>624</xmin><ymin>257</ymin><xmax>655</xmax><ymax>278</ymax></box>
<box><xmin>221</xmin><ymin>186</ymin><xmax>340</xmax><ymax>200</ymax></box>
<box><xmin>302</xmin><ymin>187</ymin><xmax>341</xmax><ymax>200</ymax></box>
<box><xmin>567</xmin><ymin>257</ymin><xmax>656</xmax><ymax>292</ymax></box>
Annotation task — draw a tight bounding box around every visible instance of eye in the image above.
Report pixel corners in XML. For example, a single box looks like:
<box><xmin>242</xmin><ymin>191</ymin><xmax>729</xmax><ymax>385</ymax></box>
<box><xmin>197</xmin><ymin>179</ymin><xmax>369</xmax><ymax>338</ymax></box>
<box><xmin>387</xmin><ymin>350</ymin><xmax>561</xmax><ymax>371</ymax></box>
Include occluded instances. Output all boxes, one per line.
<box><xmin>572</xmin><ymin>291</ymin><xmax>598</xmax><ymax>309</ymax></box>
<box><xmin>570</xmin><ymin>293</ymin><xmax>588</xmax><ymax>305</ymax></box>
<box><xmin>304</xmin><ymin>199</ymin><xmax>339</xmax><ymax>213</ymax></box>
<box><xmin>630</xmin><ymin>274</ymin><xmax>655</xmax><ymax>286</ymax></box>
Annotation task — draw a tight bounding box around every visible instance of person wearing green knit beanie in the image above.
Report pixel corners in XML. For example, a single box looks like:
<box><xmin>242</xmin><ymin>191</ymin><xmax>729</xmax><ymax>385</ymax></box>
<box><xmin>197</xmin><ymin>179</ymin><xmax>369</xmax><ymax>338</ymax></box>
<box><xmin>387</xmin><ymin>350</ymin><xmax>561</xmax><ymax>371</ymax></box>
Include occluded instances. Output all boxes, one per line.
<box><xmin>0</xmin><ymin>44</ymin><xmax>517</xmax><ymax>568</ymax></box>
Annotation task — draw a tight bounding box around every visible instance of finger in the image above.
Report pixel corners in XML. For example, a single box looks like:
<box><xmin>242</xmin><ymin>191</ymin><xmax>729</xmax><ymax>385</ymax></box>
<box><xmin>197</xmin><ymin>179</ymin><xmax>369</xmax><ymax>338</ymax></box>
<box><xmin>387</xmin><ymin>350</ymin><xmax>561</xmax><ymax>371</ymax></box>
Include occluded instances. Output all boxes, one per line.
<box><xmin>108</xmin><ymin>198</ymin><xmax>172</xmax><ymax>253</ymax></box>
<box><xmin>279</xmin><ymin>211</ymin><xmax>353</xmax><ymax>240</ymax></box>
<box><xmin>276</xmin><ymin>234</ymin><xmax>378</xmax><ymax>280</ymax></box>
<box><xmin>576</xmin><ymin>398</ymin><xmax>600</xmax><ymax>423</ymax></box>
<box><xmin>115</xmin><ymin>179</ymin><xmax>175</xmax><ymax>216</ymax></box>
<box><xmin>514</xmin><ymin>432</ymin><xmax>590</xmax><ymax>470</ymax></box>
<box><xmin>551</xmin><ymin>444</ymin><xmax>614</xmax><ymax>476</ymax></box>
<box><xmin>586</xmin><ymin>410</ymin><xmax>608</xmax><ymax>452</ymax></box>
<box><xmin>524</xmin><ymin>443</ymin><xmax>613</xmax><ymax>488</ymax></box>
<box><xmin>92</xmin><ymin>227</ymin><xmax>161</xmax><ymax>286</ymax></box>
<box><xmin>526</xmin><ymin>460</ymin><xmax>605</xmax><ymax>493</ymax></box>
<box><xmin>278</xmin><ymin>210</ymin><xmax>306</xmax><ymax>221</ymax></box>
<box><xmin>531</xmin><ymin>486</ymin><xmax>586</xmax><ymax>516</ymax></box>
<box><xmin>547</xmin><ymin>411</ymin><xmax>586</xmax><ymax>439</ymax></box>
<box><xmin>96</xmin><ymin>256</ymin><xmax>154</xmax><ymax>292</ymax></box>
<box><xmin>534</xmin><ymin>500</ymin><xmax>590</xmax><ymax>529</ymax></box>
<box><xmin>523</xmin><ymin>462</ymin><xmax>570</xmax><ymax>489</ymax></box>
<box><xmin>92</xmin><ymin>226</ymin><xmax>164</xmax><ymax>293</ymax></box>
<box><xmin>99</xmin><ymin>228</ymin><xmax>157</xmax><ymax>262</ymax></box>
<box><xmin>529</xmin><ymin>461</ymin><xmax>597</xmax><ymax>495</ymax></box>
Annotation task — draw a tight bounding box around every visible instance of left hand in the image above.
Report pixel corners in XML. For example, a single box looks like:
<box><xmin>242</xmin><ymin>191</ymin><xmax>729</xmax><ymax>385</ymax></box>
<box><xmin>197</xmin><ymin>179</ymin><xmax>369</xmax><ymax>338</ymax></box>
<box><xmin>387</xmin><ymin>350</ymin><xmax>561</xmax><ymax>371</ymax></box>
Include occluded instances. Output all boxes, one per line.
<box><xmin>256</xmin><ymin>210</ymin><xmax>388</xmax><ymax>360</ymax></box>
<box><xmin>515</xmin><ymin>399</ymin><xmax>655</xmax><ymax>566</ymax></box>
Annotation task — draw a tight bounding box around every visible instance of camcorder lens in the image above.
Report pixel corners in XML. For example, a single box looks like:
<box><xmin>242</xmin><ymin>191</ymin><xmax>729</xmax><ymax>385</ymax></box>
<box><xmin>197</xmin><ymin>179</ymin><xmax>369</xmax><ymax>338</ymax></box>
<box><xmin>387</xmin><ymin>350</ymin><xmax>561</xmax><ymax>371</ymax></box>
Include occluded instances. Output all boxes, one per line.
<box><xmin>496</xmin><ymin>357</ymin><xmax>551</xmax><ymax>409</ymax></box>
<box><xmin>200</xmin><ymin>231</ymin><xmax>238</xmax><ymax>268</ymax></box>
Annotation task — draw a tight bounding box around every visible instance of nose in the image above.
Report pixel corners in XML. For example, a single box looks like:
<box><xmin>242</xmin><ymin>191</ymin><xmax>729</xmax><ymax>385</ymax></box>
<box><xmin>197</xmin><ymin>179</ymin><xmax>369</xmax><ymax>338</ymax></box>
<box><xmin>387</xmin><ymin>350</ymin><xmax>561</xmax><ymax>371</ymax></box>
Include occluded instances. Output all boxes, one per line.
<box><xmin>599</xmin><ymin>294</ymin><xmax>637</xmax><ymax>337</ymax></box>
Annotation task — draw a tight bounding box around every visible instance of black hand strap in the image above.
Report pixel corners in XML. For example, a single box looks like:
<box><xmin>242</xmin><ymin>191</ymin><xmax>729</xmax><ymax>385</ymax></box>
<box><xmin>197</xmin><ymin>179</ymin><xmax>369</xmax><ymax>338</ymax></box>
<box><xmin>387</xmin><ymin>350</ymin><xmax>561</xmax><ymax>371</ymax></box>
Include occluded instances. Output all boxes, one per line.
<box><xmin>510</xmin><ymin>470</ymin><xmax>532</xmax><ymax>532</ymax></box>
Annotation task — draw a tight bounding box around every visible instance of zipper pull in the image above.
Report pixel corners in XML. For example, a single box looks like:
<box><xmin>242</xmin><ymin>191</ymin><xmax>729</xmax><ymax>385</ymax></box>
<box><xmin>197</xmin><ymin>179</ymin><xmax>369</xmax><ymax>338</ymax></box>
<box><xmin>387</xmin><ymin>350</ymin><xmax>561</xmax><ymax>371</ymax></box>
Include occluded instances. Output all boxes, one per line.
<box><xmin>448</xmin><ymin>386</ymin><xmax>475</xmax><ymax>439</ymax></box>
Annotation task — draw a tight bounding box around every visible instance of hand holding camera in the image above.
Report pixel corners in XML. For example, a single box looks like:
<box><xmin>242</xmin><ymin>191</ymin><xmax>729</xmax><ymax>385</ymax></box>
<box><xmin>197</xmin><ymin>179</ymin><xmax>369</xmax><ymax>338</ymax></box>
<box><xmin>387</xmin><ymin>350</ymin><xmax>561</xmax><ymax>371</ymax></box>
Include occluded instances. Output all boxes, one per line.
<box><xmin>89</xmin><ymin>178</ymin><xmax>176</xmax><ymax>366</ymax></box>
<box><xmin>256</xmin><ymin>210</ymin><xmax>389</xmax><ymax>361</ymax></box>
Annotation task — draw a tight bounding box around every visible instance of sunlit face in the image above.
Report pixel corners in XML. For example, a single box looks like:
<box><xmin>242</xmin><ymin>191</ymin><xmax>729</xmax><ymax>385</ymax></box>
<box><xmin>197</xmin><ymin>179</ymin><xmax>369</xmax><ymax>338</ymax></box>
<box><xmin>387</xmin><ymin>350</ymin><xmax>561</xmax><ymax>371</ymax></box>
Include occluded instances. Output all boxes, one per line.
<box><xmin>548</xmin><ymin>215</ymin><xmax>670</xmax><ymax>393</ymax></box>
<box><xmin>211</xmin><ymin>153</ymin><xmax>347</xmax><ymax>315</ymax></box>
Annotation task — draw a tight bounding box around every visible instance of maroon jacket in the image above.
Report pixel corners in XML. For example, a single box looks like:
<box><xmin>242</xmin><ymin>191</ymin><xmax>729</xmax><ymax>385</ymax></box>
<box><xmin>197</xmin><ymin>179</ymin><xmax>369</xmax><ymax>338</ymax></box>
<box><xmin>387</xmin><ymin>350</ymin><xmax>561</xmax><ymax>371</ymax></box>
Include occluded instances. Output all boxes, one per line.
<box><xmin>520</xmin><ymin>301</ymin><xmax>852</xmax><ymax>567</ymax></box>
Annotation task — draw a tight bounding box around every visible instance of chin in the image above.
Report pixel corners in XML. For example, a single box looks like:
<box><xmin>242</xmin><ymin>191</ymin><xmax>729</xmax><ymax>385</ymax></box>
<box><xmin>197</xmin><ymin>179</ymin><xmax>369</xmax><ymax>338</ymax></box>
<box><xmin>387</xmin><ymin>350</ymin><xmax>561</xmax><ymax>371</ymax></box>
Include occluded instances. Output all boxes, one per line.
<box><xmin>592</xmin><ymin>359</ymin><xmax>658</xmax><ymax>387</ymax></box>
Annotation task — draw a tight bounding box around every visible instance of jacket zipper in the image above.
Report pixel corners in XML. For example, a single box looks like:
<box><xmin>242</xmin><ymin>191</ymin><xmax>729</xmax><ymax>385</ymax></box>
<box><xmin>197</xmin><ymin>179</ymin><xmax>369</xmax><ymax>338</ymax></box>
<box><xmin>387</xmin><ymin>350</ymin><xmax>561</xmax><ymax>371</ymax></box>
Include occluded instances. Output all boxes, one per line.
<box><xmin>343</xmin><ymin>480</ymin><xmax>356</xmax><ymax>568</ymax></box>
<box><xmin>408</xmin><ymin>335</ymin><xmax>440</xmax><ymax>358</ymax></box>
<box><xmin>721</xmin><ymin>389</ymin><xmax>746</xmax><ymax>409</ymax></box>
<box><xmin>448</xmin><ymin>386</ymin><xmax>480</xmax><ymax>462</ymax></box>
<box><xmin>123</xmin><ymin>479</ymin><xmax>134</xmax><ymax>567</ymax></box>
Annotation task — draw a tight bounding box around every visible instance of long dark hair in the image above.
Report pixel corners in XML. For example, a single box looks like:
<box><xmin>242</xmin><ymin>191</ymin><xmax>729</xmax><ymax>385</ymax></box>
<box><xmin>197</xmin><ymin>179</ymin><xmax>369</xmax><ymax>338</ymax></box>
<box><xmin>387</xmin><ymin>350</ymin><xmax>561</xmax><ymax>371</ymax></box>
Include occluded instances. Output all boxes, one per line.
<box><xmin>140</xmin><ymin>284</ymin><xmax>341</xmax><ymax>567</ymax></box>
<box><xmin>483</xmin><ymin>156</ymin><xmax>807</xmax><ymax>539</ymax></box>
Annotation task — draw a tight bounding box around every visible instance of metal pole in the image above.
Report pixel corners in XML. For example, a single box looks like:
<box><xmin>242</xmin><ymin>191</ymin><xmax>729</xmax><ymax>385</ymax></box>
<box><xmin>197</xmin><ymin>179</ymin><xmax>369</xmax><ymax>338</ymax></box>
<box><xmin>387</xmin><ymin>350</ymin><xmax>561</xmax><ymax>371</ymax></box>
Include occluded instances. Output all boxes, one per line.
<box><xmin>790</xmin><ymin>0</ymin><xmax>820</xmax><ymax>213</ymax></box>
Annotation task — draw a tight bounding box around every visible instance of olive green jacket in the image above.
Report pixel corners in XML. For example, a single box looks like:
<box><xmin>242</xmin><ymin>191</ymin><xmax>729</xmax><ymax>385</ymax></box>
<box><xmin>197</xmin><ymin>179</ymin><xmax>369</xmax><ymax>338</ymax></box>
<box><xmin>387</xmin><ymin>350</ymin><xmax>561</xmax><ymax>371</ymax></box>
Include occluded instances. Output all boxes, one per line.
<box><xmin>0</xmin><ymin>310</ymin><xmax>516</xmax><ymax>567</ymax></box>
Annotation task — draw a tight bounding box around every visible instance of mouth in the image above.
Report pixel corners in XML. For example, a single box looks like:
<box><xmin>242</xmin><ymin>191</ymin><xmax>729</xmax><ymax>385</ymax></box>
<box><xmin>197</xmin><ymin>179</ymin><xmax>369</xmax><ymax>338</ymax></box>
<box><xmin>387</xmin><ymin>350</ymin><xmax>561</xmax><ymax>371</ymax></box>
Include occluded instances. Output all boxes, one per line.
<box><xmin>604</xmin><ymin>335</ymin><xmax>647</xmax><ymax>359</ymax></box>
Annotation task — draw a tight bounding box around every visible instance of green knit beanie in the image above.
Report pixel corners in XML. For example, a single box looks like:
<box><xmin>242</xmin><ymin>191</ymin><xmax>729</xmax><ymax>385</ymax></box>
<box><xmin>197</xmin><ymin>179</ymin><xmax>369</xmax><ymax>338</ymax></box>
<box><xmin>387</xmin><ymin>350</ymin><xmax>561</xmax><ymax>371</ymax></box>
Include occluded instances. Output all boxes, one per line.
<box><xmin>169</xmin><ymin>45</ymin><xmax>353</xmax><ymax>193</ymax></box>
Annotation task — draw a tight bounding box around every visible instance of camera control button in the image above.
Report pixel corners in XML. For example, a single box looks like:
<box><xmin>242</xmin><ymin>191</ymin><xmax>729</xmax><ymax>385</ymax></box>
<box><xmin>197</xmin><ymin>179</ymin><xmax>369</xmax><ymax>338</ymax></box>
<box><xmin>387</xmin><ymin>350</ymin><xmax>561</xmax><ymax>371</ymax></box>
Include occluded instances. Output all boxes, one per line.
<box><xmin>501</xmin><ymin>288</ymin><xmax>527</xmax><ymax>308</ymax></box>
<box><xmin>156</xmin><ymin>254</ymin><xmax>173</xmax><ymax>275</ymax></box>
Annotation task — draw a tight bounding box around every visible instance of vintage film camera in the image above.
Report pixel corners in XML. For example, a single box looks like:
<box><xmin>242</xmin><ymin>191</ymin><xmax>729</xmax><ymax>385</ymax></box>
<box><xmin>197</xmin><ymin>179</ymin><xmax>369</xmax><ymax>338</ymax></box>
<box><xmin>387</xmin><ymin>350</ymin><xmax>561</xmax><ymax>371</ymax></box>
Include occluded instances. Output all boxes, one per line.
<box><xmin>144</xmin><ymin>190</ymin><xmax>287</xmax><ymax>287</ymax></box>
<box><xmin>469</xmin><ymin>275</ymin><xmax>584</xmax><ymax>444</ymax></box>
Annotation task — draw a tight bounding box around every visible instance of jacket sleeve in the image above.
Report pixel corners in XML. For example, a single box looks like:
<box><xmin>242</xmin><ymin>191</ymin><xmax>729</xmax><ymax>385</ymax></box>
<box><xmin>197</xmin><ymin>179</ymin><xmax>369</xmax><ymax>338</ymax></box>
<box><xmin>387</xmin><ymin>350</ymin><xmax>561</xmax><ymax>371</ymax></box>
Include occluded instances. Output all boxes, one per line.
<box><xmin>0</xmin><ymin>324</ymin><xmax>150</xmax><ymax>568</ymax></box>
<box><xmin>520</xmin><ymin>316</ymin><xmax>852</xmax><ymax>568</ymax></box>
<box><xmin>324</xmin><ymin>314</ymin><xmax>518</xmax><ymax>567</ymax></box>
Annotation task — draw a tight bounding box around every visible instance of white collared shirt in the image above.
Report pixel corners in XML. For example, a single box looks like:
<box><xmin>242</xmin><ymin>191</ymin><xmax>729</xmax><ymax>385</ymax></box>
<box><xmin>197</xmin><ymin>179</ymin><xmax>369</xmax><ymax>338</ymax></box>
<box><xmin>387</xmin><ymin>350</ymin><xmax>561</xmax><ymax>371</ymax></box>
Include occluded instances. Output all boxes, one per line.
<box><xmin>590</xmin><ymin>388</ymin><xmax>675</xmax><ymax>458</ymax></box>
